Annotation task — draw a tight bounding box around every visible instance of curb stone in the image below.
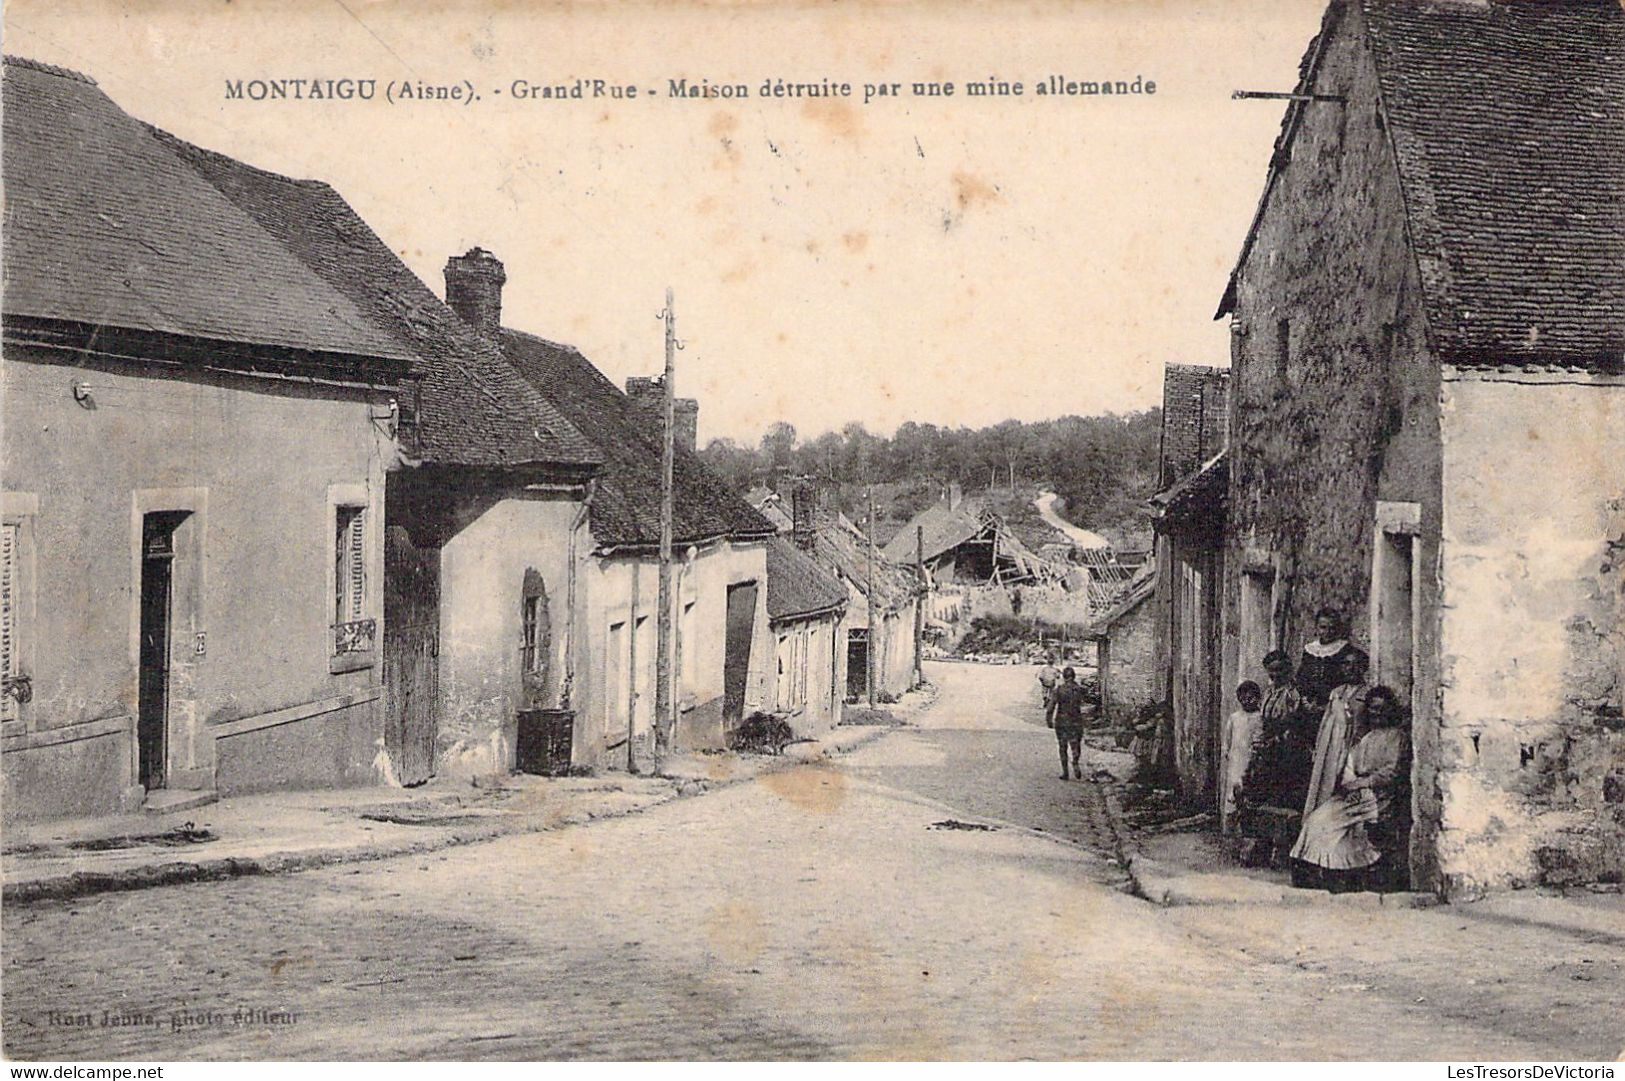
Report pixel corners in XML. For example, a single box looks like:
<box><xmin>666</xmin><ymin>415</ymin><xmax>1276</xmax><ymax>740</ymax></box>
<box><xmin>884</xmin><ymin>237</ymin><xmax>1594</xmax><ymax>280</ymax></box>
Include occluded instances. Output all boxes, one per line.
<box><xmin>3</xmin><ymin>725</ymin><xmax>893</xmax><ymax>907</ymax></box>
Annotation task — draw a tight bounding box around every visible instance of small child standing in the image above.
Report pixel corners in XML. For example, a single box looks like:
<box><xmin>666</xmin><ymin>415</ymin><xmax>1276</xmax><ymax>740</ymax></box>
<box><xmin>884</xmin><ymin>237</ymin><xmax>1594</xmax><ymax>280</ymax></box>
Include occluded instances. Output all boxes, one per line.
<box><xmin>1222</xmin><ymin>680</ymin><xmax>1264</xmax><ymax>832</ymax></box>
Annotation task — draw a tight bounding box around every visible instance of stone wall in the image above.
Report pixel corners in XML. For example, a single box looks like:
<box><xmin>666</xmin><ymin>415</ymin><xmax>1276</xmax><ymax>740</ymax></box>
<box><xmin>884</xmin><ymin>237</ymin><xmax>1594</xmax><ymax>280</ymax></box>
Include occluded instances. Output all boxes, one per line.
<box><xmin>1435</xmin><ymin>373</ymin><xmax>1625</xmax><ymax>894</ymax></box>
<box><xmin>1220</xmin><ymin>3</ymin><xmax>1446</xmax><ymax>887</ymax></box>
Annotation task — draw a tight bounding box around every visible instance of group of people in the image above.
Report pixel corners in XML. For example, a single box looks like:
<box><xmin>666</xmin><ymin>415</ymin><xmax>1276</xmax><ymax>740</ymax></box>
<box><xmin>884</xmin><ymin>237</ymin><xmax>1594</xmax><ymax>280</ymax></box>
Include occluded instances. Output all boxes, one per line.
<box><xmin>1224</xmin><ymin>607</ymin><xmax>1411</xmax><ymax>892</ymax></box>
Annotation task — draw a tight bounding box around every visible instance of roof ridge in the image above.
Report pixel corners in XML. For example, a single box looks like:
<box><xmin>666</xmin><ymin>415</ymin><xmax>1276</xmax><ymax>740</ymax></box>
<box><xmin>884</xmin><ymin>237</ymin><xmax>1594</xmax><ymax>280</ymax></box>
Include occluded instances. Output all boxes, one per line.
<box><xmin>3</xmin><ymin>54</ymin><xmax>97</xmax><ymax>85</ymax></box>
<box><xmin>143</xmin><ymin>124</ymin><xmax>327</xmax><ymax>190</ymax></box>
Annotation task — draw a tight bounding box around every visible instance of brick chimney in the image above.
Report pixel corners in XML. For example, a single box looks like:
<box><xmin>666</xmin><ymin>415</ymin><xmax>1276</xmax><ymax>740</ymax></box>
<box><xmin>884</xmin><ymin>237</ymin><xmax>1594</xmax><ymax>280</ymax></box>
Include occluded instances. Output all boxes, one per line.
<box><xmin>443</xmin><ymin>247</ymin><xmax>506</xmax><ymax>337</ymax></box>
<box><xmin>624</xmin><ymin>376</ymin><xmax>698</xmax><ymax>454</ymax></box>
<box><xmin>791</xmin><ymin>478</ymin><xmax>817</xmax><ymax>551</ymax></box>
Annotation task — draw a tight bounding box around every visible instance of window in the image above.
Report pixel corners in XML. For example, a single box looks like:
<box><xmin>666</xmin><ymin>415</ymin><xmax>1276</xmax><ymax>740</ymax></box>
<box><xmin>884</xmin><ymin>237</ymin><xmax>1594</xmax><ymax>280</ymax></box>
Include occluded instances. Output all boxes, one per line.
<box><xmin>334</xmin><ymin>506</ymin><xmax>366</xmax><ymax>624</ymax></box>
<box><xmin>331</xmin><ymin>504</ymin><xmax>373</xmax><ymax>663</ymax></box>
<box><xmin>607</xmin><ymin>620</ymin><xmax>629</xmax><ymax>734</ymax></box>
<box><xmin>521</xmin><ymin>570</ymin><xmax>550</xmax><ymax>679</ymax></box>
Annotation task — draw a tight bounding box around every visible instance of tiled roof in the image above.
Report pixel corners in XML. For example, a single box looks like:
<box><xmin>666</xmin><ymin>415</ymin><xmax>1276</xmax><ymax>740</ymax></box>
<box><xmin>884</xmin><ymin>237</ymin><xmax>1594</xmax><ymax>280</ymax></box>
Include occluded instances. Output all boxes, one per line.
<box><xmin>1158</xmin><ymin>364</ymin><xmax>1229</xmax><ymax>488</ymax></box>
<box><xmin>765</xmin><ymin>535</ymin><xmax>849</xmax><ymax>622</ymax></box>
<box><xmin>1149</xmin><ymin>450</ymin><xmax>1228</xmax><ymax>525</ymax></box>
<box><xmin>1363</xmin><ymin>0</ymin><xmax>1624</xmax><ymax>368</ymax></box>
<box><xmin>2</xmin><ymin>55</ymin><xmax>410</xmax><ymax>368</ymax></box>
<box><xmin>498</xmin><ymin>330</ymin><xmax>777</xmax><ymax>548</ymax></box>
<box><xmin>881</xmin><ymin>501</ymin><xmax>986</xmax><ymax>564</ymax></box>
<box><xmin>811</xmin><ymin>511</ymin><xmax>919</xmax><ymax>611</ymax></box>
<box><xmin>153</xmin><ymin>131</ymin><xmax>599</xmax><ymax>469</ymax></box>
<box><xmin>1218</xmin><ymin>2</ymin><xmax>1625</xmax><ymax>370</ymax></box>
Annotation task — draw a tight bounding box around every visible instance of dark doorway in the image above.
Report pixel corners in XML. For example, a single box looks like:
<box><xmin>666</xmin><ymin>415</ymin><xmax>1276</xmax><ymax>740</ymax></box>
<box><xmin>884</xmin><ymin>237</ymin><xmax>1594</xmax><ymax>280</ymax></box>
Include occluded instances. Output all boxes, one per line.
<box><xmin>138</xmin><ymin>512</ymin><xmax>188</xmax><ymax>790</ymax></box>
<box><xmin>383</xmin><ymin>525</ymin><xmax>440</xmax><ymax>785</ymax></box>
<box><xmin>846</xmin><ymin>628</ymin><xmax>869</xmax><ymax>699</ymax></box>
<box><xmin>722</xmin><ymin>581</ymin><xmax>758</xmax><ymax>727</ymax></box>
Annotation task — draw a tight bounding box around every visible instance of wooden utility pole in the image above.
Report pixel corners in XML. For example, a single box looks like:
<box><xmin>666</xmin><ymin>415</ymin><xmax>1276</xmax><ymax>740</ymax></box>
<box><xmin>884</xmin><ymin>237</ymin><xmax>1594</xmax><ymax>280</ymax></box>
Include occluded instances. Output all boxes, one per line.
<box><xmin>913</xmin><ymin>524</ymin><xmax>925</xmax><ymax>688</ymax></box>
<box><xmin>627</xmin><ymin>565</ymin><xmax>640</xmax><ymax>774</ymax></box>
<box><xmin>866</xmin><ymin>486</ymin><xmax>876</xmax><ymax>709</ymax></box>
<box><xmin>655</xmin><ymin>288</ymin><xmax>676</xmax><ymax>761</ymax></box>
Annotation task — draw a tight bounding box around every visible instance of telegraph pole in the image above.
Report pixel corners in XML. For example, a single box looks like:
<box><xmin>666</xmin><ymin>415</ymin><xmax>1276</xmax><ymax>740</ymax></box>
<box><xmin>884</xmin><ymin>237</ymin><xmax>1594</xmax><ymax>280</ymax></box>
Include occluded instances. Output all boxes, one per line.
<box><xmin>914</xmin><ymin>524</ymin><xmax>925</xmax><ymax>688</ymax></box>
<box><xmin>866</xmin><ymin>485</ymin><xmax>877</xmax><ymax>710</ymax></box>
<box><xmin>655</xmin><ymin>288</ymin><xmax>676</xmax><ymax>761</ymax></box>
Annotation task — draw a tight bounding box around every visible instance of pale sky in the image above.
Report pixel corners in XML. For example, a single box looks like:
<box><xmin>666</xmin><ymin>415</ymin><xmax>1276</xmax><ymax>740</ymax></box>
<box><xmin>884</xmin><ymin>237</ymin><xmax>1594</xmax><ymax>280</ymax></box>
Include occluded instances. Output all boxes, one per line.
<box><xmin>4</xmin><ymin>0</ymin><xmax>1326</xmax><ymax>445</ymax></box>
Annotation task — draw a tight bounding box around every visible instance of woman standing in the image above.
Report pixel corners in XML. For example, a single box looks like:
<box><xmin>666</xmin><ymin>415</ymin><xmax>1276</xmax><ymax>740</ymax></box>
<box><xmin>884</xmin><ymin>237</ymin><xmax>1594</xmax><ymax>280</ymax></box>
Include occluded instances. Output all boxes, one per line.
<box><xmin>1297</xmin><ymin>607</ymin><xmax>1368</xmax><ymax>712</ymax></box>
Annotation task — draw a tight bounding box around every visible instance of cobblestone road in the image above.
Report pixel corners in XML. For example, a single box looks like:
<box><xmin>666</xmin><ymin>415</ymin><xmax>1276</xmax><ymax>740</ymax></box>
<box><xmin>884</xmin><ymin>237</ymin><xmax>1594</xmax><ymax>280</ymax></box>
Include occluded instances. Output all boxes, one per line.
<box><xmin>3</xmin><ymin>662</ymin><xmax>1618</xmax><ymax>1060</ymax></box>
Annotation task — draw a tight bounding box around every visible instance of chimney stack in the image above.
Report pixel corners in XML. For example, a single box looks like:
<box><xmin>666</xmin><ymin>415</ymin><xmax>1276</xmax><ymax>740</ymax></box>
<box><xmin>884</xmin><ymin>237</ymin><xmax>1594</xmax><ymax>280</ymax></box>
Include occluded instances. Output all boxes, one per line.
<box><xmin>443</xmin><ymin>247</ymin><xmax>506</xmax><ymax>337</ymax></box>
<box><xmin>625</xmin><ymin>376</ymin><xmax>699</xmax><ymax>454</ymax></box>
<box><xmin>792</xmin><ymin>478</ymin><xmax>817</xmax><ymax>552</ymax></box>
<box><xmin>947</xmin><ymin>481</ymin><xmax>964</xmax><ymax>511</ymax></box>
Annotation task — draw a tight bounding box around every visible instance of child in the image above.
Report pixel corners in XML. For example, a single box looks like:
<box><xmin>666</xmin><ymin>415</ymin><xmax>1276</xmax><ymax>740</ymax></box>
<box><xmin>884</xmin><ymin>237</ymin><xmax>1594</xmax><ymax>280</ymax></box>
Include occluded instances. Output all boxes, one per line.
<box><xmin>1222</xmin><ymin>680</ymin><xmax>1264</xmax><ymax>831</ymax></box>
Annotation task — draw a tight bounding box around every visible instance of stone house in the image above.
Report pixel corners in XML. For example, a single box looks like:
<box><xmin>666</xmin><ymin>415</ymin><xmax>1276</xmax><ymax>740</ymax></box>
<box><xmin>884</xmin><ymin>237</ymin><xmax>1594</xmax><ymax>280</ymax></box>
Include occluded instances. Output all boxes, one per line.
<box><xmin>1147</xmin><ymin>363</ymin><xmax>1230</xmax><ymax>804</ymax></box>
<box><xmin>71</xmin><ymin>71</ymin><xmax>777</xmax><ymax>780</ymax></box>
<box><xmin>1216</xmin><ymin>0</ymin><xmax>1623</xmax><ymax>896</ymax></box>
<box><xmin>1085</xmin><ymin>565</ymin><xmax>1157</xmax><ymax>724</ymax></box>
<box><xmin>1</xmin><ymin>57</ymin><xmax>414</xmax><ymax>817</ymax></box>
<box><xmin>489</xmin><ymin>281</ymin><xmax>781</xmax><ymax>760</ymax></box>
<box><xmin>747</xmin><ymin>483</ymin><xmax>924</xmax><ymax>703</ymax></box>
<box><xmin>763</xmin><ymin>533</ymin><xmax>848</xmax><ymax>736</ymax></box>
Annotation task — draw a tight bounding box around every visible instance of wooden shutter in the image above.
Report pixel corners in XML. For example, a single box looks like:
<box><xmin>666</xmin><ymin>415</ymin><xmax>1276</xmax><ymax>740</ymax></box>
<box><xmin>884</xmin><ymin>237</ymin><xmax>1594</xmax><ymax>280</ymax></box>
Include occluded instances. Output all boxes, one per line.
<box><xmin>2</xmin><ymin>524</ymin><xmax>17</xmax><ymax>722</ymax></box>
<box><xmin>348</xmin><ymin>508</ymin><xmax>366</xmax><ymax>620</ymax></box>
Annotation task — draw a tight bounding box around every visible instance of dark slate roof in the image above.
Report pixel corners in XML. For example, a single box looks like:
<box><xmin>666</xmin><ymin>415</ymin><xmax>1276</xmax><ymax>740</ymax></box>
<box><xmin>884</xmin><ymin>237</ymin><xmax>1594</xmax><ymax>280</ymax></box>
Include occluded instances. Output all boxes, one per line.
<box><xmin>881</xmin><ymin>500</ymin><xmax>986</xmax><ymax>564</ymax></box>
<box><xmin>152</xmin><ymin>131</ymin><xmax>599</xmax><ymax>469</ymax></box>
<box><xmin>811</xmin><ymin>511</ymin><xmax>920</xmax><ymax>611</ymax></box>
<box><xmin>1086</xmin><ymin>564</ymin><xmax>1155</xmax><ymax>639</ymax></box>
<box><xmin>1363</xmin><ymin>0</ymin><xmax>1624</xmax><ymax>368</ymax></box>
<box><xmin>1219</xmin><ymin>2</ymin><xmax>1625</xmax><ymax>370</ymax></box>
<box><xmin>765</xmin><ymin>535</ymin><xmax>849</xmax><ymax>622</ymax></box>
<box><xmin>498</xmin><ymin>330</ymin><xmax>778</xmax><ymax>548</ymax></box>
<box><xmin>1</xmin><ymin>56</ymin><xmax>409</xmax><ymax>367</ymax></box>
<box><xmin>1158</xmin><ymin>364</ymin><xmax>1229</xmax><ymax>489</ymax></box>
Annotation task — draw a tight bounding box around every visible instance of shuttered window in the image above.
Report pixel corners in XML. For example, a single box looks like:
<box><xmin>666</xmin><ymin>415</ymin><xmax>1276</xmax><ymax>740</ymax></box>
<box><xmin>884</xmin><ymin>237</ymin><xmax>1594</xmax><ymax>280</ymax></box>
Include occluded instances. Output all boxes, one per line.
<box><xmin>2</xmin><ymin>523</ymin><xmax>17</xmax><ymax>723</ymax></box>
<box><xmin>335</xmin><ymin>506</ymin><xmax>366</xmax><ymax>624</ymax></box>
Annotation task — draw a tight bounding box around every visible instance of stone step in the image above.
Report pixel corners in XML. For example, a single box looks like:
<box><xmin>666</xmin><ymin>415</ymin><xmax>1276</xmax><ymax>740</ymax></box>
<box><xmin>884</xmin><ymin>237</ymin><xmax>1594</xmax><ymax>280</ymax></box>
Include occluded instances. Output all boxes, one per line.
<box><xmin>142</xmin><ymin>788</ymin><xmax>218</xmax><ymax>815</ymax></box>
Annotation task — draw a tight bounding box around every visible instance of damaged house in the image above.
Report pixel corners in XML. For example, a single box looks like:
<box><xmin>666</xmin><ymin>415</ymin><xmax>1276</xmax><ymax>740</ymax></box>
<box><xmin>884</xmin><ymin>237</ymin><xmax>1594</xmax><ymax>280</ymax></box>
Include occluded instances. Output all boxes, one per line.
<box><xmin>1215</xmin><ymin>0</ymin><xmax>1624</xmax><ymax>895</ymax></box>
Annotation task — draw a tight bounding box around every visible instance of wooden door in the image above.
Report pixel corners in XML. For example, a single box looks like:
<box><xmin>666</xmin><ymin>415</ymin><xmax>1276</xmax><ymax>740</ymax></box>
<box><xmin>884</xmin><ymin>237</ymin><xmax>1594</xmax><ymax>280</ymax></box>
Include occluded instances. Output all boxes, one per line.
<box><xmin>722</xmin><ymin>581</ymin><xmax>758</xmax><ymax>727</ymax></box>
<box><xmin>137</xmin><ymin>522</ymin><xmax>175</xmax><ymax>790</ymax></box>
<box><xmin>384</xmin><ymin>525</ymin><xmax>439</xmax><ymax>785</ymax></box>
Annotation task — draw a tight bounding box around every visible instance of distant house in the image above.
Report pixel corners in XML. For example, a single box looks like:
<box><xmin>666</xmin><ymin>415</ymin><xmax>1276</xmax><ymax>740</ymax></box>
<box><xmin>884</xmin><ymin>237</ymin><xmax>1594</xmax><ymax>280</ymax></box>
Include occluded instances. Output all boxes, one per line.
<box><xmin>1</xmin><ymin>57</ymin><xmax>414</xmax><ymax>817</ymax></box>
<box><xmin>1146</xmin><ymin>364</ymin><xmax>1230</xmax><ymax>804</ymax></box>
<box><xmin>882</xmin><ymin>488</ymin><xmax>1045</xmax><ymax>587</ymax></box>
<box><xmin>1085</xmin><ymin>565</ymin><xmax>1157</xmax><ymax>723</ymax></box>
<box><xmin>744</xmin><ymin>486</ymin><xmax>794</xmax><ymax>534</ymax></box>
<box><xmin>1216</xmin><ymin>0</ymin><xmax>1624</xmax><ymax>895</ymax></box>
<box><xmin>490</xmin><ymin>290</ymin><xmax>781</xmax><ymax>759</ymax></box>
<box><xmin>763</xmin><ymin>534</ymin><xmax>848</xmax><ymax>734</ymax></box>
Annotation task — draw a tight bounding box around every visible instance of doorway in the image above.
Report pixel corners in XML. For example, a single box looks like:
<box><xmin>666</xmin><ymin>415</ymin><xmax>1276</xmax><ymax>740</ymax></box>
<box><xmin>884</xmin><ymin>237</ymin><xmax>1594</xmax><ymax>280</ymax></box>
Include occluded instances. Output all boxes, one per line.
<box><xmin>722</xmin><ymin>581</ymin><xmax>758</xmax><ymax>727</ymax></box>
<box><xmin>846</xmin><ymin>628</ymin><xmax>869</xmax><ymax>699</ymax></box>
<box><xmin>138</xmin><ymin>511</ymin><xmax>188</xmax><ymax>790</ymax></box>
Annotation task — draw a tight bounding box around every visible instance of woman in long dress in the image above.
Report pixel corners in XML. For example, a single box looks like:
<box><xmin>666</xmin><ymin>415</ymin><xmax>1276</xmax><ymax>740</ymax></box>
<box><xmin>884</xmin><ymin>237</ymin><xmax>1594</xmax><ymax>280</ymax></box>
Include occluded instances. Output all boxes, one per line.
<box><xmin>1289</xmin><ymin>650</ymin><xmax>1370</xmax><ymax>883</ymax></box>
<box><xmin>1297</xmin><ymin>607</ymin><xmax>1368</xmax><ymax>712</ymax></box>
<box><xmin>1290</xmin><ymin>685</ymin><xmax>1410</xmax><ymax>891</ymax></box>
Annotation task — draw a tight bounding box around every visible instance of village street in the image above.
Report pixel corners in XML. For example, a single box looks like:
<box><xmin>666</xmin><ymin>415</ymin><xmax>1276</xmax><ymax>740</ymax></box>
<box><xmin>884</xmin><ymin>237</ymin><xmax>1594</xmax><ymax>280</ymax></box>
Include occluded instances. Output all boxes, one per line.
<box><xmin>4</xmin><ymin>662</ymin><xmax>1621</xmax><ymax>1061</ymax></box>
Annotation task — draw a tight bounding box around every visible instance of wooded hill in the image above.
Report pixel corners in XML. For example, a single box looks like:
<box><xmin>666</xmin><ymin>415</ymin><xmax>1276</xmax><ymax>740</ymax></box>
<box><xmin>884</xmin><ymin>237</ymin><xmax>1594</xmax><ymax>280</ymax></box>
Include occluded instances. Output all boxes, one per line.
<box><xmin>700</xmin><ymin>411</ymin><xmax>1162</xmax><ymax>549</ymax></box>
